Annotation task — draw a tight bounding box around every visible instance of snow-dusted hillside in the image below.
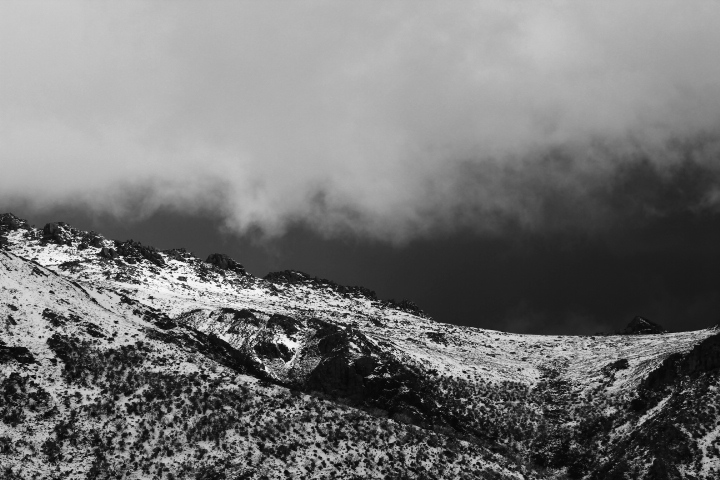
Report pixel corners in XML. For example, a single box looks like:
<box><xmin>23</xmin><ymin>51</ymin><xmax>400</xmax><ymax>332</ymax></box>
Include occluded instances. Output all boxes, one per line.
<box><xmin>0</xmin><ymin>243</ymin><xmax>523</xmax><ymax>479</ymax></box>
<box><xmin>2</xmin><ymin>212</ymin><xmax>720</xmax><ymax>479</ymax></box>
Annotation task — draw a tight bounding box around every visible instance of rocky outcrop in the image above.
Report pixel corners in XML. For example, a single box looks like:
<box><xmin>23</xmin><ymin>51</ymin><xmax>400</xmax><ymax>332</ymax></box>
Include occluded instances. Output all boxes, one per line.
<box><xmin>79</xmin><ymin>231</ymin><xmax>105</xmax><ymax>249</ymax></box>
<box><xmin>620</xmin><ymin>316</ymin><xmax>666</xmax><ymax>335</ymax></box>
<box><xmin>163</xmin><ymin>248</ymin><xmax>196</xmax><ymax>262</ymax></box>
<box><xmin>383</xmin><ymin>299</ymin><xmax>425</xmax><ymax>317</ymax></box>
<box><xmin>206</xmin><ymin>253</ymin><xmax>245</xmax><ymax>273</ymax></box>
<box><xmin>263</xmin><ymin>271</ymin><xmax>426</xmax><ymax>317</ymax></box>
<box><xmin>42</xmin><ymin>222</ymin><xmax>73</xmax><ymax>246</ymax></box>
<box><xmin>99</xmin><ymin>247</ymin><xmax>119</xmax><ymax>260</ymax></box>
<box><xmin>305</xmin><ymin>327</ymin><xmax>373</xmax><ymax>399</ymax></box>
<box><xmin>265</xmin><ymin>270</ymin><xmax>378</xmax><ymax>300</ymax></box>
<box><xmin>113</xmin><ymin>240</ymin><xmax>165</xmax><ymax>267</ymax></box>
<box><xmin>0</xmin><ymin>214</ymin><xmax>28</xmax><ymax>233</ymax></box>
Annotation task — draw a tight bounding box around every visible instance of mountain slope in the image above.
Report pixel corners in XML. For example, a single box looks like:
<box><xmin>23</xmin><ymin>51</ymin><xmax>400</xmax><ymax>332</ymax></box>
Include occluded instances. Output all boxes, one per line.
<box><xmin>0</xmin><ymin>247</ymin><xmax>522</xmax><ymax>479</ymax></box>
<box><xmin>2</xmin><ymin>213</ymin><xmax>720</xmax><ymax>479</ymax></box>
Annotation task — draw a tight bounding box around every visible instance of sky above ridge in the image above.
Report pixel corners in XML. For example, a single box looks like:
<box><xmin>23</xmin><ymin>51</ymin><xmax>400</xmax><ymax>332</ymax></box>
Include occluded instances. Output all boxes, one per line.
<box><xmin>2</xmin><ymin>1</ymin><xmax>720</xmax><ymax>334</ymax></box>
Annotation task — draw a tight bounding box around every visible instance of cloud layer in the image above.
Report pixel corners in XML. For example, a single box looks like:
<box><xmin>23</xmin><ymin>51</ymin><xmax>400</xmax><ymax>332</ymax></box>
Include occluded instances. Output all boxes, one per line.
<box><xmin>2</xmin><ymin>1</ymin><xmax>720</xmax><ymax>241</ymax></box>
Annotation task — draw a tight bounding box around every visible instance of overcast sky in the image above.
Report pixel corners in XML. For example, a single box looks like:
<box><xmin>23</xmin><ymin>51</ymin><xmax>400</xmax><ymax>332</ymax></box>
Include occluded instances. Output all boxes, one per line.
<box><xmin>3</xmin><ymin>1</ymin><xmax>720</xmax><ymax>333</ymax></box>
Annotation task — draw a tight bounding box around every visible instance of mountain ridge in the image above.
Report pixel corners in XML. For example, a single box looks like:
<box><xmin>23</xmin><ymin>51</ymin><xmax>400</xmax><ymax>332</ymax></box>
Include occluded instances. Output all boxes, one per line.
<box><xmin>2</xmin><ymin>212</ymin><xmax>720</xmax><ymax>479</ymax></box>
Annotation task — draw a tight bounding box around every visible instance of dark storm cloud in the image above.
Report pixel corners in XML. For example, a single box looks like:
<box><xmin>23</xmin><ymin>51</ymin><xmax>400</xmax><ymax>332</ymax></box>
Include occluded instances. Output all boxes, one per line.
<box><xmin>2</xmin><ymin>1</ymin><xmax>720</xmax><ymax>242</ymax></box>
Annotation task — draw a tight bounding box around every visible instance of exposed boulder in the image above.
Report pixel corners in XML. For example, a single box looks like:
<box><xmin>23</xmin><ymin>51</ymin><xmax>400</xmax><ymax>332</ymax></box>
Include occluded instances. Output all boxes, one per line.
<box><xmin>43</xmin><ymin>222</ymin><xmax>62</xmax><ymax>237</ymax></box>
<box><xmin>206</xmin><ymin>253</ymin><xmax>245</xmax><ymax>273</ymax></box>
<box><xmin>619</xmin><ymin>316</ymin><xmax>666</xmax><ymax>335</ymax></box>
<box><xmin>42</xmin><ymin>222</ymin><xmax>72</xmax><ymax>246</ymax></box>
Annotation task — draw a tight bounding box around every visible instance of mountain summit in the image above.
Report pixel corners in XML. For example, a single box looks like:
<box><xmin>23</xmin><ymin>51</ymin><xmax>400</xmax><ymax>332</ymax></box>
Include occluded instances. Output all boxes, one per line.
<box><xmin>620</xmin><ymin>316</ymin><xmax>667</xmax><ymax>335</ymax></box>
<box><xmin>1</xmin><ymin>213</ymin><xmax>719</xmax><ymax>479</ymax></box>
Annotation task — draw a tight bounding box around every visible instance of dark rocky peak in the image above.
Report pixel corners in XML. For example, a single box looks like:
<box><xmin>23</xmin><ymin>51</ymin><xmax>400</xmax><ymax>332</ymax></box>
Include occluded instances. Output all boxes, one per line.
<box><xmin>206</xmin><ymin>253</ymin><xmax>245</xmax><ymax>273</ymax></box>
<box><xmin>18</xmin><ymin>217</ymin><xmax>104</xmax><ymax>250</ymax></box>
<box><xmin>0</xmin><ymin>213</ymin><xmax>29</xmax><ymax>233</ymax></box>
<box><xmin>620</xmin><ymin>316</ymin><xmax>667</xmax><ymax>335</ymax></box>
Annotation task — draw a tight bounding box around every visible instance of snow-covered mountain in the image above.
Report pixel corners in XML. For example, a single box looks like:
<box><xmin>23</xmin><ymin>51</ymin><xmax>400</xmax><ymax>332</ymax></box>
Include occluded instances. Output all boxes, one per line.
<box><xmin>2</xmin><ymin>213</ymin><xmax>719</xmax><ymax>479</ymax></box>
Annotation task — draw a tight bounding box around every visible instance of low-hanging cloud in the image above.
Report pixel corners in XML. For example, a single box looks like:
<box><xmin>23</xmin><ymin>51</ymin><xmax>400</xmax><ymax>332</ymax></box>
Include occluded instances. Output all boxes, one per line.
<box><xmin>2</xmin><ymin>1</ymin><xmax>720</xmax><ymax>242</ymax></box>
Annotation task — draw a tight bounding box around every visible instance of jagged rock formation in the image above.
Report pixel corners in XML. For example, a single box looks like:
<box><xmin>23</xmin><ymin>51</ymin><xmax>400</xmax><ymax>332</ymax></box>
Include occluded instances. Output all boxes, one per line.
<box><xmin>1</xmin><ymin>213</ymin><xmax>720</xmax><ymax>479</ymax></box>
<box><xmin>206</xmin><ymin>252</ymin><xmax>246</xmax><ymax>274</ymax></box>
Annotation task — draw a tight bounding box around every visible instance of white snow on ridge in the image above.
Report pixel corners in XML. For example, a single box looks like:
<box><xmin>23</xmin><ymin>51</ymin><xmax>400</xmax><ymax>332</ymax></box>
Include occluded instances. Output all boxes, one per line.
<box><xmin>5</xmin><ymin>225</ymin><xmax>716</xmax><ymax>395</ymax></box>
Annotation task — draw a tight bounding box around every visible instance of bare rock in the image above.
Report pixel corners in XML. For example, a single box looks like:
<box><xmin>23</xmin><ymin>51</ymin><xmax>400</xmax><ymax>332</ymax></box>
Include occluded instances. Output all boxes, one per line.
<box><xmin>0</xmin><ymin>213</ymin><xmax>29</xmax><ymax>233</ymax></box>
<box><xmin>99</xmin><ymin>247</ymin><xmax>118</xmax><ymax>259</ymax></box>
<box><xmin>206</xmin><ymin>253</ymin><xmax>245</xmax><ymax>273</ymax></box>
<box><xmin>42</xmin><ymin>222</ymin><xmax>72</xmax><ymax>246</ymax></box>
